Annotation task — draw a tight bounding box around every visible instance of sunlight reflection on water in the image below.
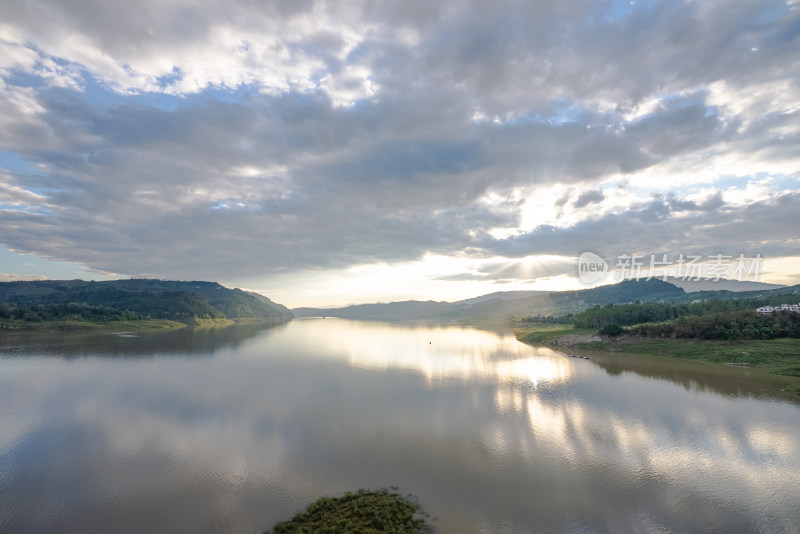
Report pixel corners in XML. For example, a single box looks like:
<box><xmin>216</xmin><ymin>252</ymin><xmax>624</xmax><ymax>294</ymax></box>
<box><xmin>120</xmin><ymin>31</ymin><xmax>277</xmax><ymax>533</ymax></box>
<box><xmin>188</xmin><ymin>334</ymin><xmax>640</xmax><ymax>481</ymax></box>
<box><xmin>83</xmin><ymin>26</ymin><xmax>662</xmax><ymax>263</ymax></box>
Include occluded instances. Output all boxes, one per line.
<box><xmin>0</xmin><ymin>318</ymin><xmax>798</xmax><ymax>533</ymax></box>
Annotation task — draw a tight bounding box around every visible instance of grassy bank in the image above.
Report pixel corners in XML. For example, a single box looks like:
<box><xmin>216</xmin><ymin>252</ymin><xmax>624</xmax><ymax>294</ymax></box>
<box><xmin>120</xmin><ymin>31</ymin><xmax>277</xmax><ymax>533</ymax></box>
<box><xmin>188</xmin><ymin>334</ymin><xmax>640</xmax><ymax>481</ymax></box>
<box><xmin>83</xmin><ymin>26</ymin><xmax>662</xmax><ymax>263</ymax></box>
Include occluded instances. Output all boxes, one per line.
<box><xmin>0</xmin><ymin>315</ymin><xmax>290</xmax><ymax>336</ymax></box>
<box><xmin>516</xmin><ymin>324</ymin><xmax>800</xmax><ymax>378</ymax></box>
<box><xmin>513</xmin><ymin>325</ymin><xmax>597</xmax><ymax>344</ymax></box>
<box><xmin>0</xmin><ymin>318</ymin><xmax>187</xmax><ymax>334</ymax></box>
<box><xmin>187</xmin><ymin>317</ymin><xmax>235</xmax><ymax>328</ymax></box>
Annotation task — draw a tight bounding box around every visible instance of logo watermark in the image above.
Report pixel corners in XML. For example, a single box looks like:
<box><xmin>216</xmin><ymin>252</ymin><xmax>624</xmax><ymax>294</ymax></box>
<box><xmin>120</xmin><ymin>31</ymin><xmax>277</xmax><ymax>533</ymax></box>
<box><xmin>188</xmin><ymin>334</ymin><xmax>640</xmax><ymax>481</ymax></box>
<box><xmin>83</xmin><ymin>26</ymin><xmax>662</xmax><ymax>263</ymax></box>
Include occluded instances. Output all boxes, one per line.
<box><xmin>578</xmin><ymin>252</ymin><xmax>609</xmax><ymax>284</ymax></box>
<box><xmin>577</xmin><ymin>252</ymin><xmax>763</xmax><ymax>286</ymax></box>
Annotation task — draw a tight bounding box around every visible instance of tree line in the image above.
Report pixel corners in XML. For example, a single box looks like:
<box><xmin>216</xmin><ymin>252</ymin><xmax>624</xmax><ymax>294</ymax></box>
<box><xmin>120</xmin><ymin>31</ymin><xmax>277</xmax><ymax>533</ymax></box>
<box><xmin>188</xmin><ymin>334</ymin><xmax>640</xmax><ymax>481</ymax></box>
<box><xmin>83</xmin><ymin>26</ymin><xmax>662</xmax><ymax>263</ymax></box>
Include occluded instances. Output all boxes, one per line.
<box><xmin>628</xmin><ymin>310</ymin><xmax>800</xmax><ymax>340</ymax></box>
<box><xmin>0</xmin><ymin>302</ymin><xmax>143</xmax><ymax>323</ymax></box>
<box><xmin>563</xmin><ymin>296</ymin><xmax>800</xmax><ymax>340</ymax></box>
<box><xmin>0</xmin><ymin>291</ymin><xmax>227</xmax><ymax>323</ymax></box>
<box><xmin>573</xmin><ymin>296</ymin><xmax>798</xmax><ymax>328</ymax></box>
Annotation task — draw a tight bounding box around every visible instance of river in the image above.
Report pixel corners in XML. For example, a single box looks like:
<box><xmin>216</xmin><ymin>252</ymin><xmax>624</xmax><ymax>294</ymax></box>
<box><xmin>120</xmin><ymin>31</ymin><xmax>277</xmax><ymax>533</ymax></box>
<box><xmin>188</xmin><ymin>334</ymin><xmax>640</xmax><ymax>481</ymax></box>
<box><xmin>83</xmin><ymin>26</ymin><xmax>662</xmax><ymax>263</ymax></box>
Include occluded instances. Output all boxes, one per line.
<box><xmin>1</xmin><ymin>318</ymin><xmax>798</xmax><ymax>533</ymax></box>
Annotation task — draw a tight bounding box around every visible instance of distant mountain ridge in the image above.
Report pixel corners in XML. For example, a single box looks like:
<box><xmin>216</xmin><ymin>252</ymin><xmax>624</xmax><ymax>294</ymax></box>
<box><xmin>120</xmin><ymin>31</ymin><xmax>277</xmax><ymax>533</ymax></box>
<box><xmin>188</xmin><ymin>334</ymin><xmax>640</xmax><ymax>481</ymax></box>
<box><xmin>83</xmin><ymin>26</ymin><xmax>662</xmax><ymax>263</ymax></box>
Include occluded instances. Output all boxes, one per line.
<box><xmin>293</xmin><ymin>300</ymin><xmax>460</xmax><ymax>321</ymax></box>
<box><xmin>294</xmin><ymin>279</ymin><xmax>684</xmax><ymax>321</ymax></box>
<box><xmin>455</xmin><ymin>290</ymin><xmax>548</xmax><ymax>306</ymax></box>
<box><xmin>0</xmin><ymin>279</ymin><xmax>293</xmax><ymax>323</ymax></box>
<box><xmin>293</xmin><ymin>279</ymin><xmax>800</xmax><ymax>322</ymax></box>
<box><xmin>456</xmin><ymin>278</ymin><xmax>784</xmax><ymax>305</ymax></box>
<box><xmin>662</xmin><ymin>277</ymin><xmax>784</xmax><ymax>293</ymax></box>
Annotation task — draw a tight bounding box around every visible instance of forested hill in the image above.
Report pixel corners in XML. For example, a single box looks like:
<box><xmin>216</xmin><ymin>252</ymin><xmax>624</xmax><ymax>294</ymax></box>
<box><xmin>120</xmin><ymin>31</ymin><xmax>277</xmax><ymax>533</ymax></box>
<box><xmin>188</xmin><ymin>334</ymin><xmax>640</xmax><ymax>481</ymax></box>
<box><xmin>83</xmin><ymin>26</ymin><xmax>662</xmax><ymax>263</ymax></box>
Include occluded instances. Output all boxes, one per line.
<box><xmin>0</xmin><ymin>279</ymin><xmax>293</xmax><ymax>323</ymax></box>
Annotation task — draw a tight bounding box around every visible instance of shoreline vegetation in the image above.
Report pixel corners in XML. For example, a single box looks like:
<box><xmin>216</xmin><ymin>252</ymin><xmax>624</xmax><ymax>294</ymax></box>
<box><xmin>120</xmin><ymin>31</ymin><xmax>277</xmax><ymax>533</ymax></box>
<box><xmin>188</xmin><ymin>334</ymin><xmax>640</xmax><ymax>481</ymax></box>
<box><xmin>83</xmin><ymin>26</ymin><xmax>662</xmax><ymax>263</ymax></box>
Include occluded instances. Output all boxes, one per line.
<box><xmin>515</xmin><ymin>324</ymin><xmax>800</xmax><ymax>396</ymax></box>
<box><xmin>266</xmin><ymin>488</ymin><xmax>432</xmax><ymax>534</ymax></box>
<box><xmin>514</xmin><ymin>296</ymin><xmax>800</xmax><ymax>387</ymax></box>
<box><xmin>0</xmin><ymin>318</ymin><xmax>187</xmax><ymax>334</ymax></box>
<box><xmin>0</xmin><ymin>316</ymin><xmax>284</xmax><ymax>335</ymax></box>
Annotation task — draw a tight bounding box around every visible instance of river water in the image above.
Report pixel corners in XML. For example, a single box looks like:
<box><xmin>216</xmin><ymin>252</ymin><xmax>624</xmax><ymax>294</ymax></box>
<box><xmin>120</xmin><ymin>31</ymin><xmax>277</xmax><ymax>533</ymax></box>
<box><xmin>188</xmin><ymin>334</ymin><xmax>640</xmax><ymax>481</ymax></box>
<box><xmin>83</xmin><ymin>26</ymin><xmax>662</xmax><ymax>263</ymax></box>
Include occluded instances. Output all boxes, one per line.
<box><xmin>1</xmin><ymin>318</ymin><xmax>799</xmax><ymax>533</ymax></box>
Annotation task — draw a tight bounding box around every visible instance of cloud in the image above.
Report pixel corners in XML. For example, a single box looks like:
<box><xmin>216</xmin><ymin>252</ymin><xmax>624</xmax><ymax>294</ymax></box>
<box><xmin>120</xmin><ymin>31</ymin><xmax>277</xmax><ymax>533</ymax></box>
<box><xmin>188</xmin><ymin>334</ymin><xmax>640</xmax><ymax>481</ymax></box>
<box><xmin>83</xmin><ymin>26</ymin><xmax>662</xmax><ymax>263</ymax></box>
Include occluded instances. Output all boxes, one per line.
<box><xmin>573</xmin><ymin>189</ymin><xmax>605</xmax><ymax>208</ymax></box>
<box><xmin>0</xmin><ymin>0</ymin><xmax>798</xmax><ymax>289</ymax></box>
<box><xmin>433</xmin><ymin>256</ymin><xmax>576</xmax><ymax>283</ymax></box>
<box><xmin>484</xmin><ymin>190</ymin><xmax>800</xmax><ymax>261</ymax></box>
<box><xmin>0</xmin><ymin>273</ymin><xmax>48</xmax><ymax>282</ymax></box>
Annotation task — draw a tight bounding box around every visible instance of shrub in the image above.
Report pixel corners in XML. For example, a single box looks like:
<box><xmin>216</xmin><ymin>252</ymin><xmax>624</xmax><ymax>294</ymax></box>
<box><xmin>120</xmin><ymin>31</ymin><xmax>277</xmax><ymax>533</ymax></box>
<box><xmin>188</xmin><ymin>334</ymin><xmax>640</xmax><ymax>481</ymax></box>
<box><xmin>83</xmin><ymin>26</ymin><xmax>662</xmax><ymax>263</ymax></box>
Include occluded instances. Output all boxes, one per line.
<box><xmin>268</xmin><ymin>489</ymin><xmax>430</xmax><ymax>534</ymax></box>
<box><xmin>599</xmin><ymin>323</ymin><xmax>624</xmax><ymax>336</ymax></box>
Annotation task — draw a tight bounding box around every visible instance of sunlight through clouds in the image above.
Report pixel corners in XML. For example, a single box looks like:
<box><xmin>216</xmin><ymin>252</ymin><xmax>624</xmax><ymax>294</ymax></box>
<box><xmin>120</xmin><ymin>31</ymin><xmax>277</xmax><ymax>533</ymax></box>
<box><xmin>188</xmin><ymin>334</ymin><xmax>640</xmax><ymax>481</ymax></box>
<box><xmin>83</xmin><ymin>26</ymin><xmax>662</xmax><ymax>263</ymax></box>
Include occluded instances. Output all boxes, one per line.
<box><xmin>0</xmin><ymin>0</ymin><xmax>797</xmax><ymax>303</ymax></box>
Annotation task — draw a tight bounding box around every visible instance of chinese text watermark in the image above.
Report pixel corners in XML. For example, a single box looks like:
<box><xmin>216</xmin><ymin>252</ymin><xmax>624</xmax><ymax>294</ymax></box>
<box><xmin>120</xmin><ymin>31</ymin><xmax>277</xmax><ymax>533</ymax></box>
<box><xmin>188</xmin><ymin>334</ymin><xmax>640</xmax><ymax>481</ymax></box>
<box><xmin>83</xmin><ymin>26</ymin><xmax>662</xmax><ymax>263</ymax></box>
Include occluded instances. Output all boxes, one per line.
<box><xmin>578</xmin><ymin>252</ymin><xmax>763</xmax><ymax>285</ymax></box>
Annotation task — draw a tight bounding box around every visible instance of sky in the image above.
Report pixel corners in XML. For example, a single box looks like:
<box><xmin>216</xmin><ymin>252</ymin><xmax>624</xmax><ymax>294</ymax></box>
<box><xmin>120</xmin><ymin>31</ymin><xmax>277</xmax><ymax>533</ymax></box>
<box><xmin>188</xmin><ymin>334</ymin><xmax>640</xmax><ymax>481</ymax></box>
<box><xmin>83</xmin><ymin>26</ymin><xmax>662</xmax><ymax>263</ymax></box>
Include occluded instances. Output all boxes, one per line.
<box><xmin>0</xmin><ymin>0</ymin><xmax>799</xmax><ymax>307</ymax></box>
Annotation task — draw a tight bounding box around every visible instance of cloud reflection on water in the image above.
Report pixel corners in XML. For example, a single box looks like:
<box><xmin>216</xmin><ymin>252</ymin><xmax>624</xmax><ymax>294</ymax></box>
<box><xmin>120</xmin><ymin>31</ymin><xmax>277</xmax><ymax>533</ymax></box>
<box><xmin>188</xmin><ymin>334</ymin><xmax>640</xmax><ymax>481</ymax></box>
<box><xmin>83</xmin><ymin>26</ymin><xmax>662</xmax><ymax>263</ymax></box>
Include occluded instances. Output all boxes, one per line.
<box><xmin>1</xmin><ymin>319</ymin><xmax>799</xmax><ymax>533</ymax></box>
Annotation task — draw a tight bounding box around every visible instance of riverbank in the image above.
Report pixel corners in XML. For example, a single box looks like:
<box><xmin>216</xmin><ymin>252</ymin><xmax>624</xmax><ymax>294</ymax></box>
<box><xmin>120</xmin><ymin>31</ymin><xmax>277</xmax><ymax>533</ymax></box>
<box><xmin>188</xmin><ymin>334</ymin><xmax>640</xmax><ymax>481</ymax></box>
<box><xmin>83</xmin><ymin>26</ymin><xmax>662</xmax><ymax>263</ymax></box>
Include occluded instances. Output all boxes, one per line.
<box><xmin>0</xmin><ymin>318</ymin><xmax>188</xmax><ymax>334</ymax></box>
<box><xmin>515</xmin><ymin>325</ymin><xmax>800</xmax><ymax>380</ymax></box>
<box><xmin>0</xmin><ymin>316</ymin><xmax>288</xmax><ymax>335</ymax></box>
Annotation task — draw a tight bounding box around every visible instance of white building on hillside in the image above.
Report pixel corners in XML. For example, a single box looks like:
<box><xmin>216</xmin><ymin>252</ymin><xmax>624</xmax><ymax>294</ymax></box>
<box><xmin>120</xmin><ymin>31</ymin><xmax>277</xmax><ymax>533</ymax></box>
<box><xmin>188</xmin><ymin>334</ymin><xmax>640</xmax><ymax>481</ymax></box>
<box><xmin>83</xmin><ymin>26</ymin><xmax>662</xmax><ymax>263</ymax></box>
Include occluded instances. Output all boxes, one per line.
<box><xmin>757</xmin><ymin>304</ymin><xmax>800</xmax><ymax>314</ymax></box>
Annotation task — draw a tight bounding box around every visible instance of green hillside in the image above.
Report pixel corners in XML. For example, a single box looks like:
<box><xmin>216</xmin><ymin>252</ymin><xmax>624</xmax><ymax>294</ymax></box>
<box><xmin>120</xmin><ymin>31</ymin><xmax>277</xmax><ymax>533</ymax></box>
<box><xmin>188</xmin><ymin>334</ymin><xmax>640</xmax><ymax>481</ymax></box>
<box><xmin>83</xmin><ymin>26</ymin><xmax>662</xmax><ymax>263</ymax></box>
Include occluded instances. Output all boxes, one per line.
<box><xmin>0</xmin><ymin>279</ymin><xmax>293</xmax><ymax>324</ymax></box>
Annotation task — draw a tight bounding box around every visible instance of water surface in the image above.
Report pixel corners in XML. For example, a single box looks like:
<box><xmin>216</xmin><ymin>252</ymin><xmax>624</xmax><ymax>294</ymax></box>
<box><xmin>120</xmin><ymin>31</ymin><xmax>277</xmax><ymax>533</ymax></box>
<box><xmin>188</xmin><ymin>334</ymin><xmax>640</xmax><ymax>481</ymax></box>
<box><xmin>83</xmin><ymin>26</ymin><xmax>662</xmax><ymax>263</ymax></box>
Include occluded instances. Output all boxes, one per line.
<box><xmin>1</xmin><ymin>319</ymin><xmax>799</xmax><ymax>533</ymax></box>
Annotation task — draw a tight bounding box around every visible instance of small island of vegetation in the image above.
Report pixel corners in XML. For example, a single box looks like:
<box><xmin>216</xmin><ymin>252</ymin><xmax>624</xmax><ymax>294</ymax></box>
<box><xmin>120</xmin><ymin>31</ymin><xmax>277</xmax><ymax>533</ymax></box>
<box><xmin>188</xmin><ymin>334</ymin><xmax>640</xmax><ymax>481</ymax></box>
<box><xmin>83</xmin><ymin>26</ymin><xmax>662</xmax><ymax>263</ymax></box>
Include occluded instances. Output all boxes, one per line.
<box><xmin>267</xmin><ymin>488</ymin><xmax>432</xmax><ymax>534</ymax></box>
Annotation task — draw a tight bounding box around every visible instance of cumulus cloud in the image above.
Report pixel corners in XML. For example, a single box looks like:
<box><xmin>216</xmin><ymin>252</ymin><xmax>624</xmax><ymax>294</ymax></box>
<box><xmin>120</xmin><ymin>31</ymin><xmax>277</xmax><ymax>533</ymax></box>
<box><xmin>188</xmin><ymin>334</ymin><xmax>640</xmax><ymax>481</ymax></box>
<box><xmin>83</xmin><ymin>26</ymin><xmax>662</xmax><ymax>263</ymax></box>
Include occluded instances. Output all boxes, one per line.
<box><xmin>0</xmin><ymin>0</ymin><xmax>798</xmax><ymax>290</ymax></box>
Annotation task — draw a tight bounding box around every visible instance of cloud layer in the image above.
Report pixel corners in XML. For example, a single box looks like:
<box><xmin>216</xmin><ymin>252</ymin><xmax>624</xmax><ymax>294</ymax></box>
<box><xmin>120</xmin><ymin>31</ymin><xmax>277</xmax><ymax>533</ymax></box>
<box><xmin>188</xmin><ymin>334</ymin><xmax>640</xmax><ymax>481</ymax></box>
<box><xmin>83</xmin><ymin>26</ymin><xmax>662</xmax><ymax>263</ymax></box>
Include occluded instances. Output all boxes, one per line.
<box><xmin>0</xmin><ymin>0</ymin><xmax>798</xmax><ymax>293</ymax></box>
